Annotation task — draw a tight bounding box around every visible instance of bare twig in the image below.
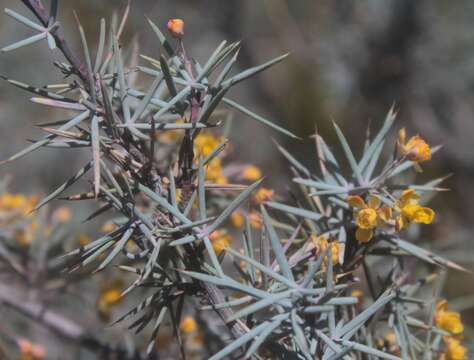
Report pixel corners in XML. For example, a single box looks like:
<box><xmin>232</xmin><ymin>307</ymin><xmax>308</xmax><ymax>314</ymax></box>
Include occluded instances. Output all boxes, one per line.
<box><xmin>20</xmin><ymin>0</ymin><xmax>88</xmax><ymax>83</ymax></box>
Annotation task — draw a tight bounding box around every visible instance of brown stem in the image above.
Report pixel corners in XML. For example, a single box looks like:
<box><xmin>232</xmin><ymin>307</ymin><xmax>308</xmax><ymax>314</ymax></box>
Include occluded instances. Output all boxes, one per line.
<box><xmin>202</xmin><ymin>283</ymin><xmax>249</xmax><ymax>338</ymax></box>
<box><xmin>20</xmin><ymin>0</ymin><xmax>89</xmax><ymax>84</ymax></box>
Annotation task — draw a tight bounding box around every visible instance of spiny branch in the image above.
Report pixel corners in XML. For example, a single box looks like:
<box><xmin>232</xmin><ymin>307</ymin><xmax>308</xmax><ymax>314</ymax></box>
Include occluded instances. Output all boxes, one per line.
<box><xmin>20</xmin><ymin>0</ymin><xmax>89</xmax><ymax>83</ymax></box>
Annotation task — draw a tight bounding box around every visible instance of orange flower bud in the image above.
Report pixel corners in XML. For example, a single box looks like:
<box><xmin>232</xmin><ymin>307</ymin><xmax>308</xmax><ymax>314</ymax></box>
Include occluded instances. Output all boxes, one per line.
<box><xmin>167</xmin><ymin>19</ymin><xmax>184</xmax><ymax>38</ymax></box>
<box><xmin>180</xmin><ymin>316</ymin><xmax>198</xmax><ymax>333</ymax></box>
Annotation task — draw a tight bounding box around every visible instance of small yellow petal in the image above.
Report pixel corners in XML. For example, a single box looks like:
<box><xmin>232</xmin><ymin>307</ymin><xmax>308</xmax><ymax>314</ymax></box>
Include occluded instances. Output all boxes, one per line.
<box><xmin>242</xmin><ymin>166</ymin><xmax>262</xmax><ymax>181</ymax></box>
<box><xmin>356</xmin><ymin>228</ymin><xmax>373</xmax><ymax>243</ymax></box>
<box><xmin>378</xmin><ymin>207</ymin><xmax>392</xmax><ymax>222</ymax></box>
<box><xmin>395</xmin><ymin>215</ymin><xmax>405</xmax><ymax>232</ymax></box>
<box><xmin>412</xmin><ymin>207</ymin><xmax>435</xmax><ymax>224</ymax></box>
<box><xmin>445</xmin><ymin>337</ymin><xmax>468</xmax><ymax>360</ymax></box>
<box><xmin>367</xmin><ymin>195</ymin><xmax>381</xmax><ymax>209</ymax></box>
<box><xmin>436</xmin><ymin>300</ymin><xmax>449</xmax><ymax>312</ymax></box>
<box><xmin>399</xmin><ymin>188</ymin><xmax>419</xmax><ymax>205</ymax></box>
<box><xmin>347</xmin><ymin>195</ymin><xmax>366</xmax><ymax>209</ymax></box>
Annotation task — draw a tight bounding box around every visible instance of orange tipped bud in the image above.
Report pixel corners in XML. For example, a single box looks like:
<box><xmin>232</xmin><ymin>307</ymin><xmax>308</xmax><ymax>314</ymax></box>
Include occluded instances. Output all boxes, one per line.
<box><xmin>167</xmin><ymin>19</ymin><xmax>184</xmax><ymax>38</ymax></box>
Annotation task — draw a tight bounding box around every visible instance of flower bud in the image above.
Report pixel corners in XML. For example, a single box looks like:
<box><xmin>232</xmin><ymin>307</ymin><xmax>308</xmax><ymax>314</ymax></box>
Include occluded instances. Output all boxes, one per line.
<box><xmin>167</xmin><ymin>19</ymin><xmax>184</xmax><ymax>38</ymax></box>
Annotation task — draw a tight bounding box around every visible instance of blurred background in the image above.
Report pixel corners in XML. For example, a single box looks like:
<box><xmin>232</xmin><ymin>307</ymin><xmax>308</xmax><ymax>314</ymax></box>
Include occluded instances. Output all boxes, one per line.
<box><xmin>1</xmin><ymin>0</ymin><xmax>473</xmax><ymax>357</ymax></box>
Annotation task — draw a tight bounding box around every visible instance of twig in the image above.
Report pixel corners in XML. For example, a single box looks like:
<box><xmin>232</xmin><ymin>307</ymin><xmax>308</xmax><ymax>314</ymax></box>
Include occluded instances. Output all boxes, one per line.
<box><xmin>20</xmin><ymin>0</ymin><xmax>88</xmax><ymax>83</ymax></box>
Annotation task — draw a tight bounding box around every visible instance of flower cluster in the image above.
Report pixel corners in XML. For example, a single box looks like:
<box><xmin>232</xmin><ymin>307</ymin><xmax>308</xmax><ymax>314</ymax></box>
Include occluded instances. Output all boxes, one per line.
<box><xmin>97</xmin><ymin>279</ymin><xmax>124</xmax><ymax>321</ymax></box>
<box><xmin>394</xmin><ymin>188</ymin><xmax>435</xmax><ymax>231</ymax></box>
<box><xmin>209</xmin><ymin>230</ymin><xmax>233</xmax><ymax>255</ymax></box>
<box><xmin>17</xmin><ymin>339</ymin><xmax>46</xmax><ymax>360</ymax></box>
<box><xmin>435</xmin><ymin>300</ymin><xmax>464</xmax><ymax>334</ymax></box>
<box><xmin>310</xmin><ymin>234</ymin><xmax>340</xmax><ymax>265</ymax></box>
<box><xmin>194</xmin><ymin>132</ymin><xmax>228</xmax><ymax>184</ymax></box>
<box><xmin>435</xmin><ymin>300</ymin><xmax>467</xmax><ymax>360</ymax></box>
<box><xmin>347</xmin><ymin>131</ymin><xmax>435</xmax><ymax>243</ymax></box>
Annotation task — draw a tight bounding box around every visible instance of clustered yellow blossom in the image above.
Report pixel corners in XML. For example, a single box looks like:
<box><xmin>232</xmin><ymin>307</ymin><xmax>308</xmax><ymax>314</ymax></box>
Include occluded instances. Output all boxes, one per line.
<box><xmin>348</xmin><ymin>190</ymin><xmax>434</xmax><ymax>242</ymax></box>
<box><xmin>167</xmin><ymin>18</ymin><xmax>184</xmax><ymax>38</ymax></box>
<box><xmin>76</xmin><ymin>233</ymin><xmax>91</xmax><ymax>247</ymax></box>
<box><xmin>435</xmin><ymin>300</ymin><xmax>464</xmax><ymax>335</ymax></box>
<box><xmin>17</xmin><ymin>339</ymin><xmax>45</xmax><ymax>360</ymax></box>
<box><xmin>443</xmin><ymin>337</ymin><xmax>468</xmax><ymax>360</ymax></box>
<box><xmin>0</xmin><ymin>193</ymin><xmax>37</xmax><ymax>222</ymax></box>
<box><xmin>194</xmin><ymin>132</ymin><xmax>228</xmax><ymax>184</ymax></box>
<box><xmin>394</xmin><ymin>189</ymin><xmax>435</xmax><ymax>231</ymax></box>
<box><xmin>194</xmin><ymin>132</ymin><xmax>223</xmax><ymax>158</ymax></box>
<box><xmin>230</xmin><ymin>211</ymin><xmax>245</xmax><ymax>228</ymax></box>
<box><xmin>97</xmin><ymin>279</ymin><xmax>124</xmax><ymax>321</ymax></box>
<box><xmin>101</xmin><ymin>222</ymin><xmax>118</xmax><ymax>233</ymax></box>
<box><xmin>376</xmin><ymin>331</ymin><xmax>401</xmax><ymax>357</ymax></box>
<box><xmin>0</xmin><ymin>192</ymin><xmax>39</xmax><ymax>246</ymax></box>
<box><xmin>209</xmin><ymin>230</ymin><xmax>232</xmax><ymax>255</ymax></box>
<box><xmin>397</xmin><ymin>128</ymin><xmax>431</xmax><ymax>171</ymax></box>
<box><xmin>347</xmin><ymin>194</ymin><xmax>391</xmax><ymax>243</ymax></box>
<box><xmin>248</xmin><ymin>211</ymin><xmax>262</xmax><ymax>229</ymax></box>
<box><xmin>180</xmin><ymin>316</ymin><xmax>198</xmax><ymax>333</ymax></box>
<box><xmin>230</xmin><ymin>210</ymin><xmax>262</xmax><ymax>229</ymax></box>
<box><xmin>52</xmin><ymin>206</ymin><xmax>72</xmax><ymax>223</ymax></box>
<box><xmin>310</xmin><ymin>234</ymin><xmax>340</xmax><ymax>265</ymax></box>
<box><xmin>241</xmin><ymin>165</ymin><xmax>262</xmax><ymax>181</ymax></box>
<box><xmin>180</xmin><ymin>316</ymin><xmax>205</xmax><ymax>356</ymax></box>
<box><xmin>14</xmin><ymin>221</ymin><xmax>39</xmax><ymax>247</ymax></box>
<box><xmin>253</xmin><ymin>187</ymin><xmax>274</xmax><ymax>204</ymax></box>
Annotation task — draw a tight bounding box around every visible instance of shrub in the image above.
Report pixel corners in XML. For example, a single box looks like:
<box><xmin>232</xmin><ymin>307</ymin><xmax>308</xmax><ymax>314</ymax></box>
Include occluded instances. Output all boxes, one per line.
<box><xmin>0</xmin><ymin>1</ymin><xmax>468</xmax><ymax>359</ymax></box>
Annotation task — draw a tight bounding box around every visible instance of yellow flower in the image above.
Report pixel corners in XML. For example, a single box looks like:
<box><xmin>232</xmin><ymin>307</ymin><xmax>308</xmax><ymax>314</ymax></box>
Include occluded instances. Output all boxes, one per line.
<box><xmin>204</xmin><ymin>158</ymin><xmax>227</xmax><ymax>184</ymax></box>
<box><xmin>248</xmin><ymin>211</ymin><xmax>262</xmax><ymax>229</ymax></box>
<box><xmin>253</xmin><ymin>188</ymin><xmax>274</xmax><ymax>204</ymax></box>
<box><xmin>101</xmin><ymin>222</ymin><xmax>117</xmax><ymax>233</ymax></box>
<box><xmin>52</xmin><ymin>206</ymin><xmax>72</xmax><ymax>223</ymax></box>
<box><xmin>347</xmin><ymin>195</ymin><xmax>391</xmax><ymax>243</ymax></box>
<box><xmin>209</xmin><ymin>230</ymin><xmax>232</xmax><ymax>255</ymax></box>
<box><xmin>194</xmin><ymin>132</ymin><xmax>223</xmax><ymax>158</ymax></box>
<box><xmin>97</xmin><ymin>279</ymin><xmax>124</xmax><ymax>321</ymax></box>
<box><xmin>357</xmin><ymin>208</ymin><xmax>378</xmax><ymax>229</ymax></box>
<box><xmin>310</xmin><ymin>234</ymin><xmax>340</xmax><ymax>265</ymax></box>
<box><xmin>0</xmin><ymin>193</ymin><xmax>26</xmax><ymax>210</ymax></box>
<box><xmin>0</xmin><ymin>193</ymin><xmax>37</xmax><ymax>217</ymax></box>
<box><xmin>395</xmin><ymin>189</ymin><xmax>435</xmax><ymax>231</ymax></box>
<box><xmin>14</xmin><ymin>221</ymin><xmax>38</xmax><ymax>247</ymax></box>
<box><xmin>18</xmin><ymin>339</ymin><xmax>46</xmax><ymax>360</ymax></box>
<box><xmin>435</xmin><ymin>300</ymin><xmax>464</xmax><ymax>335</ymax></box>
<box><xmin>230</xmin><ymin>211</ymin><xmax>245</xmax><ymax>228</ymax></box>
<box><xmin>194</xmin><ymin>133</ymin><xmax>229</xmax><ymax>184</ymax></box>
<box><xmin>242</xmin><ymin>165</ymin><xmax>262</xmax><ymax>181</ymax></box>
<box><xmin>76</xmin><ymin>233</ymin><xmax>91</xmax><ymax>247</ymax></box>
<box><xmin>445</xmin><ymin>337</ymin><xmax>468</xmax><ymax>360</ymax></box>
<box><xmin>180</xmin><ymin>316</ymin><xmax>198</xmax><ymax>333</ymax></box>
<box><xmin>214</xmin><ymin>175</ymin><xmax>228</xmax><ymax>185</ymax></box>
<box><xmin>167</xmin><ymin>18</ymin><xmax>184</xmax><ymax>38</ymax></box>
<box><xmin>397</xmin><ymin>128</ymin><xmax>431</xmax><ymax>171</ymax></box>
